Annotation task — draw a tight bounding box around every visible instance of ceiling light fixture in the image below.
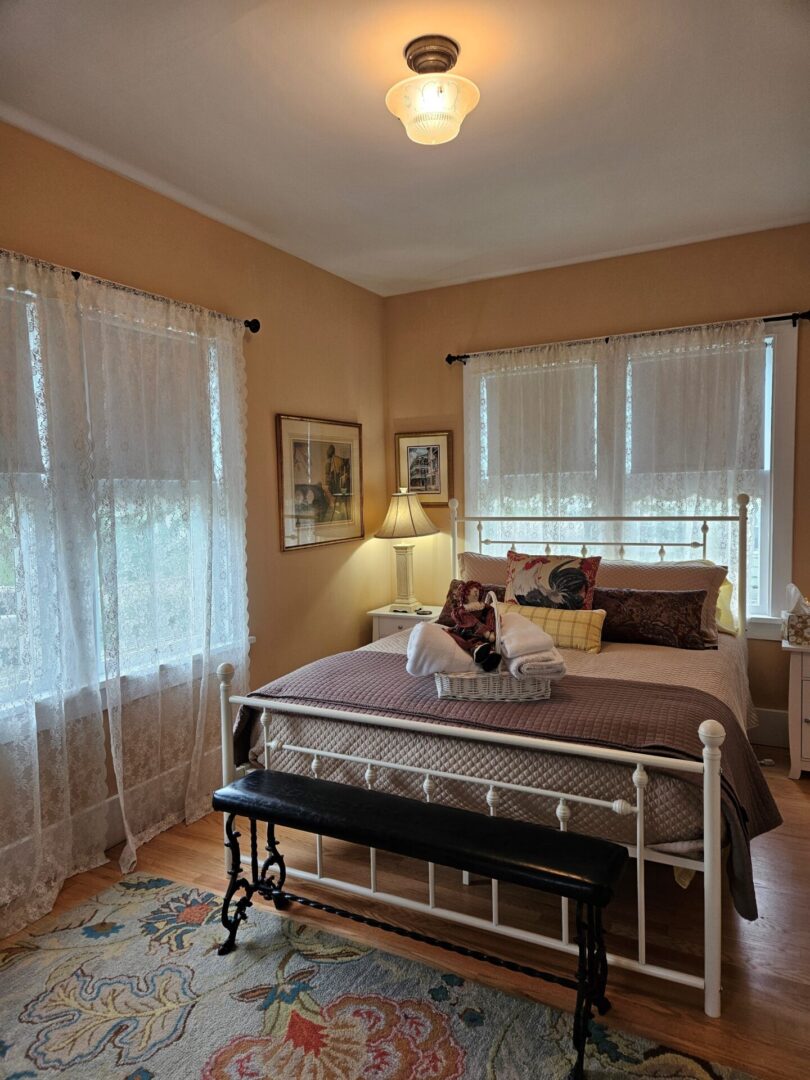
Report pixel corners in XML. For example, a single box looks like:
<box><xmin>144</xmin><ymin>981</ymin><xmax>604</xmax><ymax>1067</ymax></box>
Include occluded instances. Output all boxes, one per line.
<box><xmin>385</xmin><ymin>35</ymin><xmax>480</xmax><ymax>146</ymax></box>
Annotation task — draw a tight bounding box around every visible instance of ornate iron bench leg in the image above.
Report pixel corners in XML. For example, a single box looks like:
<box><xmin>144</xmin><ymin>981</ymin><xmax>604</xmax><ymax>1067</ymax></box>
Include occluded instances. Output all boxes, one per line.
<box><xmin>260</xmin><ymin>821</ymin><xmax>288</xmax><ymax>910</ymax></box>
<box><xmin>570</xmin><ymin>900</ymin><xmax>598</xmax><ymax>1080</ymax></box>
<box><xmin>218</xmin><ymin>813</ymin><xmax>257</xmax><ymax>955</ymax></box>
<box><xmin>592</xmin><ymin>906</ymin><xmax>611</xmax><ymax>1015</ymax></box>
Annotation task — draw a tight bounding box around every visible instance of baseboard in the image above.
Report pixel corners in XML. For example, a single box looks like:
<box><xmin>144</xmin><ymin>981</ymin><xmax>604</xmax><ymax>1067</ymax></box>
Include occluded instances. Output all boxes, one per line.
<box><xmin>751</xmin><ymin>708</ymin><xmax>788</xmax><ymax>748</ymax></box>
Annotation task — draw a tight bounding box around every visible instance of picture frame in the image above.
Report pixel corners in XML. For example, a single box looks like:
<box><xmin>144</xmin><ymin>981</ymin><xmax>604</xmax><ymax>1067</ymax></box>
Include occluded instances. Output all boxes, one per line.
<box><xmin>276</xmin><ymin>414</ymin><xmax>364</xmax><ymax>550</ymax></box>
<box><xmin>395</xmin><ymin>430</ymin><xmax>453</xmax><ymax>507</ymax></box>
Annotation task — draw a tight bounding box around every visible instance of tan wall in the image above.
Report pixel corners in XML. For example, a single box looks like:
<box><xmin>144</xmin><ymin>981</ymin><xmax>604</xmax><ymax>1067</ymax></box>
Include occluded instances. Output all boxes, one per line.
<box><xmin>0</xmin><ymin>120</ymin><xmax>391</xmax><ymax>687</ymax></box>
<box><xmin>384</xmin><ymin>225</ymin><xmax>810</xmax><ymax>708</ymax></box>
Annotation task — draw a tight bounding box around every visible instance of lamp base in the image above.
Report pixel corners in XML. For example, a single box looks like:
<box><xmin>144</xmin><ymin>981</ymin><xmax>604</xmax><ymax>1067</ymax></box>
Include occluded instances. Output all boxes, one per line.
<box><xmin>391</xmin><ymin>541</ymin><xmax>421</xmax><ymax>613</ymax></box>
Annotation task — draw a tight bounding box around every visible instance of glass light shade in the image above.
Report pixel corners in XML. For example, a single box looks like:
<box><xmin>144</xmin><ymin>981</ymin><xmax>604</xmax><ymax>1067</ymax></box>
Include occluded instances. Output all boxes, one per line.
<box><xmin>375</xmin><ymin>489</ymin><xmax>439</xmax><ymax>539</ymax></box>
<box><xmin>385</xmin><ymin>73</ymin><xmax>480</xmax><ymax>145</ymax></box>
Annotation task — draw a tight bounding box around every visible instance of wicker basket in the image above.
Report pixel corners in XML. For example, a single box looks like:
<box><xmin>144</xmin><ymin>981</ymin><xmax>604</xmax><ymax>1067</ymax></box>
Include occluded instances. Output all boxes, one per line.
<box><xmin>434</xmin><ymin>669</ymin><xmax>551</xmax><ymax>701</ymax></box>
<box><xmin>434</xmin><ymin>590</ymin><xmax>552</xmax><ymax>702</ymax></box>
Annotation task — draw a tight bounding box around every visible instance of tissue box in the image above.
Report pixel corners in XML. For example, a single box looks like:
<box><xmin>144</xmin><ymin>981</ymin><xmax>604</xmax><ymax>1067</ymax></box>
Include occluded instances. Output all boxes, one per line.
<box><xmin>782</xmin><ymin>611</ymin><xmax>810</xmax><ymax>646</ymax></box>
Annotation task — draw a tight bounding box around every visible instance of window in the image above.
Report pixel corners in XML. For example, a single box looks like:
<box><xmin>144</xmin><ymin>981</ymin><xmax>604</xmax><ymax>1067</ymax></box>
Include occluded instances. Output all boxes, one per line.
<box><xmin>463</xmin><ymin>320</ymin><xmax>797</xmax><ymax>626</ymax></box>
<box><xmin>0</xmin><ymin>269</ymin><xmax>248</xmax><ymax>705</ymax></box>
<box><xmin>1</xmin><ymin>249</ymin><xmax>249</xmax><ymax>919</ymax></box>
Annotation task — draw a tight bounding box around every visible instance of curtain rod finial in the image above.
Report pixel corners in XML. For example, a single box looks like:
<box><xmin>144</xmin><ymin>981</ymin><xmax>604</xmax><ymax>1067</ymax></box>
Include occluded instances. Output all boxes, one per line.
<box><xmin>244</xmin><ymin>318</ymin><xmax>261</xmax><ymax>334</ymax></box>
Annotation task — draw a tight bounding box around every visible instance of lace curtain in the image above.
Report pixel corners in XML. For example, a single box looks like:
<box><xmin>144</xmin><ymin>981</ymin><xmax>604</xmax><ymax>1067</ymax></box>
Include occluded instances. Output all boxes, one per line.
<box><xmin>0</xmin><ymin>250</ymin><xmax>249</xmax><ymax>934</ymax></box>
<box><xmin>463</xmin><ymin>320</ymin><xmax>767</xmax><ymax>602</ymax></box>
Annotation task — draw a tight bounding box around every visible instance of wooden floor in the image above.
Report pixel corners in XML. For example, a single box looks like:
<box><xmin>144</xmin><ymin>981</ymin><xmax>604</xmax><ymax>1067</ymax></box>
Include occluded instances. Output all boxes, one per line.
<box><xmin>7</xmin><ymin>746</ymin><xmax>808</xmax><ymax>1080</ymax></box>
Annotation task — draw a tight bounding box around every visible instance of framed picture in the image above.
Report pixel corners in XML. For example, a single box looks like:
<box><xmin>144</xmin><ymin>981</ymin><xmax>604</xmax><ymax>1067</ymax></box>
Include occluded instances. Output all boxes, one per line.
<box><xmin>395</xmin><ymin>431</ymin><xmax>453</xmax><ymax>506</ymax></box>
<box><xmin>276</xmin><ymin>414</ymin><xmax>364</xmax><ymax>550</ymax></box>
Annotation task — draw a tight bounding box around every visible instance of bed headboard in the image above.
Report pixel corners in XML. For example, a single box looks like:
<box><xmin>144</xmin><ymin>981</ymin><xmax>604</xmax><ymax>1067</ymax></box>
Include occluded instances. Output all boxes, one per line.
<box><xmin>449</xmin><ymin>494</ymin><xmax>750</xmax><ymax>633</ymax></box>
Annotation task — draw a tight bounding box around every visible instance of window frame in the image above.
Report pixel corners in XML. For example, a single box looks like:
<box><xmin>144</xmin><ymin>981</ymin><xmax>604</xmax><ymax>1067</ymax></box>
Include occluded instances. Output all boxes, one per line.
<box><xmin>750</xmin><ymin>320</ymin><xmax>797</xmax><ymax>638</ymax></box>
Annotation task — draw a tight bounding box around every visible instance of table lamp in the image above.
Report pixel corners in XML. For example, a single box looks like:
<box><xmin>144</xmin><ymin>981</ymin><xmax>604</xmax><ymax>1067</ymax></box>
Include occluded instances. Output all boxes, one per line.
<box><xmin>375</xmin><ymin>488</ymin><xmax>439</xmax><ymax>612</ymax></box>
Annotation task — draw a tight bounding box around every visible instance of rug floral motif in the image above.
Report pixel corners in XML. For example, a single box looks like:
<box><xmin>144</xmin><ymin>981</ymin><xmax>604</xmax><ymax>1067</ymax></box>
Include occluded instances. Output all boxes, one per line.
<box><xmin>0</xmin><ymin>875</ymin><xmax>753</xmax><ymax>1079</ymax></box>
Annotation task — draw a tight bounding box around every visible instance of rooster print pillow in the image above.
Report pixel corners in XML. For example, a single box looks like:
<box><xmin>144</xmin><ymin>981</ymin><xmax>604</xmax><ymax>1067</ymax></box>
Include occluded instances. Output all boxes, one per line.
<box><xmin>505</xmin><ymin>552</ymin><xmax>601</xmax><ymax>610</ymax></box>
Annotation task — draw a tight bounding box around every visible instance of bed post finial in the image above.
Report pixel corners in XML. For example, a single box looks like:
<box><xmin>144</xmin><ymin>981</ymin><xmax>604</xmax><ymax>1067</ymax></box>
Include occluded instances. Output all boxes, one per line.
<box><xmin>699</xmin><ymin>717</ymin><xmax>725</xmax><ymax>1017</ymax></box>
<box><xmin>218</xmin><ymin>662</ymin><xmax>235</xmax><ymax>684</ymax></box>
<box><xmin>698</xmin><ymin>718</ymin><xmax>725</xmax><ymax>749</ymax></box>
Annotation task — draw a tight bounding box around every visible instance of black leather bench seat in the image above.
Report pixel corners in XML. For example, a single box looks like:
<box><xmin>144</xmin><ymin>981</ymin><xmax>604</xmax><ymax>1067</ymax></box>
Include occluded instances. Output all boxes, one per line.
<box><xmin>213</xmin><ymin>768</ymin><xmax>627</xmax><ymax>908</ymax></box>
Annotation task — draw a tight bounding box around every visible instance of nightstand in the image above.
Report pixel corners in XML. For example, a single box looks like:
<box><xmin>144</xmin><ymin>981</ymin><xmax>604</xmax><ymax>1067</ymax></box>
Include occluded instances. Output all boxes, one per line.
<box><xmin>369</xmin><ymin>605</ymin><xmax>442</xmax><ymax>642</ymax></box>
<box><xmin>783</xmin><ymin>640</ymin><xmax>810</xmax><ymax>779</ymax></box>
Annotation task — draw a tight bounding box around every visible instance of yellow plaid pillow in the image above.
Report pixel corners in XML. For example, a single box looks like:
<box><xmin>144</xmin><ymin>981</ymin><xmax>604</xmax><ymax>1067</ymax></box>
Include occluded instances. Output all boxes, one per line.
<box><xmin>498</xmin><ymin>602</ymin><xmax>606</xmax><ymax>653</ymax></box>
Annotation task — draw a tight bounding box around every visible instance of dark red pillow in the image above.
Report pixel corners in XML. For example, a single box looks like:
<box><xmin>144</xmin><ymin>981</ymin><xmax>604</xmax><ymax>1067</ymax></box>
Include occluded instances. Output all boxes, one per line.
<box><xmin>436</xmin><ymin>579</ymin><xmax>505</xmax><ymax>627</ymax></box>
<box><xmin>594</xmin><ymin>588</ymin><xmax>710</xmax><ymax>650</ymax></box>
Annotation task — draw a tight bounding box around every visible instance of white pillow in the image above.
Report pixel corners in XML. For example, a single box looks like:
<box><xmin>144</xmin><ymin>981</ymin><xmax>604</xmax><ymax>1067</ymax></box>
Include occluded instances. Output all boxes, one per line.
<box><xmin>458</xmin><ymin>551</ymin><xmax>512</xmax><ymax>586</ymax></box>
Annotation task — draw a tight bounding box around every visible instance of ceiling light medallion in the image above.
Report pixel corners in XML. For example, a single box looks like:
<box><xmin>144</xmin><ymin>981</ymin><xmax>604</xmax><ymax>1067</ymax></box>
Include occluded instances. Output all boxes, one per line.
<box><xmin>385</xmin><ymin>35</ymin><xmax>480</xmax><ymax>146</ymax></box>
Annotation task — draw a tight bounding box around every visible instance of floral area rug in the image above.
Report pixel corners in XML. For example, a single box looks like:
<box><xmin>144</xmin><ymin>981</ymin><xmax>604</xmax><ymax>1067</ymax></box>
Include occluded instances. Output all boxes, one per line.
<box><xmin>0</xmin><ymin>874</ymin><xmax>753</xmax><ymax>1079</ymax></box>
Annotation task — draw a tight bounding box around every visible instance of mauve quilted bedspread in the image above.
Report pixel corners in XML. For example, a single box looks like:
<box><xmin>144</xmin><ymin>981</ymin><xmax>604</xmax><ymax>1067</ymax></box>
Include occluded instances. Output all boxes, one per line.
<box><xmin>234</xmin><ymin>636</ymin><xmax>780</xmax><ymax>919</ymax></box>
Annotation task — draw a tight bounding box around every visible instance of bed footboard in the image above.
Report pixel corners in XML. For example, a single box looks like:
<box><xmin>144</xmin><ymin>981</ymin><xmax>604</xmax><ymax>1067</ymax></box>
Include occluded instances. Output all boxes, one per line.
<box><xmin>217</xmin><ymin>664</ymin><xmax>725</xmax><ymax>1017</ymax></box>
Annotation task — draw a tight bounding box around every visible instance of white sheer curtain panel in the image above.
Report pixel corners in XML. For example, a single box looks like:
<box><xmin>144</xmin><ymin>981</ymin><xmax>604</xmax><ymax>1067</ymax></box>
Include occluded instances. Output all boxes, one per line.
<box><xmin>463</xmin><ymin>320</ymin><xmax>767</xmax><ymax>600</ymax></box>
<box><xmin>0</xmin><ymin>250</ymin><xmax>249</xmax><ymax>934</ymax></box>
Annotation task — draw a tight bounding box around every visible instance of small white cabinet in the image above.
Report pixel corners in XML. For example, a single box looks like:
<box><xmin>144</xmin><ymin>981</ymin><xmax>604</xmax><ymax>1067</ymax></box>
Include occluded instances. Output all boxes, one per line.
<box><xmin>784</xmin><ymin>641</ymin><xmax>810</xmax><ymax>780</ymax></box>
<box><xmin>369</xmin><ymin>605</ymin><xmax>442</xmax><ymax>642</ymax></box>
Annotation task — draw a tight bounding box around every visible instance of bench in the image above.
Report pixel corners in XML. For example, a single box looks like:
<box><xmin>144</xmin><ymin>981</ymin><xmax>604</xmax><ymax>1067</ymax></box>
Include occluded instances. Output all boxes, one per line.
<box><xmin>212</xmin><ymin>769</ymin><xmax>628</xmax><ymax>1079</ymax></box>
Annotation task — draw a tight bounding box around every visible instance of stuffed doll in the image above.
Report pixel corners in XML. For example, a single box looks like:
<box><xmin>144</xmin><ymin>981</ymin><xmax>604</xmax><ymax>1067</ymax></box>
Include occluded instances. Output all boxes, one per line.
<box><xmin>447</xmin><ymin>581</ymin><xmax>502</xmax><ymax>672</ymax></box>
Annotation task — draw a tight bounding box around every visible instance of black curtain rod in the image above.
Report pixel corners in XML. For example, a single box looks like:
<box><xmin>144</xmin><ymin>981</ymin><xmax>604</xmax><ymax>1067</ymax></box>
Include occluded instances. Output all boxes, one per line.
<box><xmin>69</xmin><ymin>270</ymin><xmax>261</xmax><ymax>334</ymax></box>
<box><xmin>762</xmin><ymin>309</ymin><xmax>809</xmax><ymax>326</ymax></box>
<box><xmin>444</xmin><ymin>309</ymin><xmax>810</xmax><ymax>365</ymax></box>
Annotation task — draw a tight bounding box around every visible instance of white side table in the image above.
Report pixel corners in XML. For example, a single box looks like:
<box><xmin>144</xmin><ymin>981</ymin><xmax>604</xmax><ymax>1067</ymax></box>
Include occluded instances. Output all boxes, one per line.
<box><xmin>369</xmin><ymin>605</ymin><xmax>442</xmax><ymax>642</ymax></box>
<box><xmin>783</xmin><ymin>640</ymin><xmax>810</xmax><ymax>779</ymax></box>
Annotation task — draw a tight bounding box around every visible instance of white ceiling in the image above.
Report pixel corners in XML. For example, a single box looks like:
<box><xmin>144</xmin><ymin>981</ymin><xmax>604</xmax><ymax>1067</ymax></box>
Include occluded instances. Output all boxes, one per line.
<box><xmin>1</xmin><ymin>0</ymin><xmax>808</xmax><ymax>296</ymax></box>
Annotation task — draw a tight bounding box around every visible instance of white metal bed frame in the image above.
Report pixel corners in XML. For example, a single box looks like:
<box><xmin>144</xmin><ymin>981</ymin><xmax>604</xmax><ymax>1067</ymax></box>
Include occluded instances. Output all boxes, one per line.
<box><xmin>218</xmin><ymin>493</ymin><xmax>750</xmax><ymax>1018</ymax></box>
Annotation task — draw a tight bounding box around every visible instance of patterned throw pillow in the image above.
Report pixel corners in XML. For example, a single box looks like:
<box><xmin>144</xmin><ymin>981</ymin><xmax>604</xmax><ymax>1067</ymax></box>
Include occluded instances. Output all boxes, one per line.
<box><xmin>498</xmin><ymin>602</ymin><xmax>606</xmax><ymax>653</ymax></box>
<box><xmin>437</xmin><ymin>579</ymin><xmax>505</xmax><ymax>627</ymax></box>
<box><xmin>595</xmin><ymin>560</ymin><xmax>727</xmax><ymax>644</ymax></box>
<box><xmin>505</xmin><ymin>551</ymin><xmax>601</xmax><ymax>610</ymax></box>
<box><xmin>593</xmin><ymin>588</ymin><xmax>709</xmax><ymax>650</ymax></box>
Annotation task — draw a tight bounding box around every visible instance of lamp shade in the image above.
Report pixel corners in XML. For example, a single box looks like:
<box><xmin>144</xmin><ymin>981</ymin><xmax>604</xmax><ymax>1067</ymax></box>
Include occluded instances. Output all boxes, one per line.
<box><xmin>385</xmin><ymin>73</ymin><xmax>480</xmax><ymax>145</ymax></box>
<box><xmin>375</xmin><ymin>489</ymin><xmax>439</xmax><ymax>539</ymax></box>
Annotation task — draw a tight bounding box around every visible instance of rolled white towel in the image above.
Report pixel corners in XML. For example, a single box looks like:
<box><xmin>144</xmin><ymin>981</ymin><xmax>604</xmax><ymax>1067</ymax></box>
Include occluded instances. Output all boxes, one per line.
<box><xmin>406</xmin><ymin>621</ymin><xmax>476</xmax><ymax>677</ymax></box>
<box><xmin>498</xmin><ymin>611</ymin><xmax>554</xmax><ymax>659</ymax></box>
<box><xmin>505</xmin><ymin>648</ymin><xmax>567</xmax><ymax>680</ymax></box>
